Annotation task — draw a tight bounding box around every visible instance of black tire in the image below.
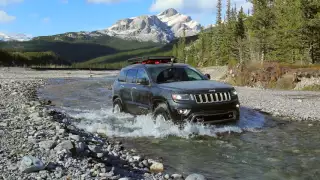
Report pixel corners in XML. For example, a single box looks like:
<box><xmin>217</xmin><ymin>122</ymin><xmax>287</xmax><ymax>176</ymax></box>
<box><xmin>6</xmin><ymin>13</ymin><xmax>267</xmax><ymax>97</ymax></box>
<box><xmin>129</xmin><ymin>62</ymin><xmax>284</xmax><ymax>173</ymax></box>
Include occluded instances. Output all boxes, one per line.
<box><xmin>235</xmin><ymin>110</ymin><xmax>240</xmax><ymax>122</ymax></box>
<box><xmin>153</xmin><ymin>103</ymin><xmax>171</xmax><ymax>122</ymax></box>
<box><xmin>113</xmin><ymin>98</ymin><xmax>123</xmax><ymax>113</ymax></box>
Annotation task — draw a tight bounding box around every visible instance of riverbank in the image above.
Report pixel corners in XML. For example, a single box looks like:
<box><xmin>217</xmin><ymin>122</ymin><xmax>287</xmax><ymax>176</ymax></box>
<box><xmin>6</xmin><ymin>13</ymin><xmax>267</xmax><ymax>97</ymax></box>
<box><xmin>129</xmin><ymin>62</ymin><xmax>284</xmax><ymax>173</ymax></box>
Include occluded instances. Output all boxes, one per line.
<box><xmin>0</xmin><ymin>68</ymin><xmax>202</xmax><ymax>179</ymax></box>
<box><xmin>0</xmin><ymin>67</ymin><xmax>319</xmax><ymax>179</ymax></box>
<box><xmin>0</xmin><ymin>67</ymin><xmax>119</xmax><ymax>79</ymax></box>
<box><xmin>199</xmin><ymin>65</ymin><xmax>320</xmax><ymax>121</ymax></box>
<box><xmin>236</xmin><ymin>86</ymin><xmax>320</xmax><ymax>121</ymax></box>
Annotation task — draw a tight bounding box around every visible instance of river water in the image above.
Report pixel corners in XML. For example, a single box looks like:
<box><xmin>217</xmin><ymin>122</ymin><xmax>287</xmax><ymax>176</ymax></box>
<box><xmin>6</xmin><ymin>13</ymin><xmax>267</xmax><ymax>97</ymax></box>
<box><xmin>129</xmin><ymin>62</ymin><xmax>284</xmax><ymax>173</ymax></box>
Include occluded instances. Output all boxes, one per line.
<box><xmin>37</xmin><ymin>77</ymin><xmax>320</xmax><ymax>180</ymax></box>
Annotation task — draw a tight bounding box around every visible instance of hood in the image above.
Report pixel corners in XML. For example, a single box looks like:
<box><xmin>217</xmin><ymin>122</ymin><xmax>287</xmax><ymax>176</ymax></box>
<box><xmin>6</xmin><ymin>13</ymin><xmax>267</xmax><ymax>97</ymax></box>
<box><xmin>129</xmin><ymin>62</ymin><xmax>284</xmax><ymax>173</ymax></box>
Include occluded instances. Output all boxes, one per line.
<box><xmin>157</xmin><ymin>80</ymin><xmax>233</xmax><ymax>92</ymax></box>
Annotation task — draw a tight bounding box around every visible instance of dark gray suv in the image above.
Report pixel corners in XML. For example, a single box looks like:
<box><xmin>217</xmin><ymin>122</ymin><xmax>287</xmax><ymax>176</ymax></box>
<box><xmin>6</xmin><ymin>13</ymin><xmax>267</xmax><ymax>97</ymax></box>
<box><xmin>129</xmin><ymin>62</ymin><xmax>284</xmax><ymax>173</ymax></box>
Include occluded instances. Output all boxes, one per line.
<box><xmin>112</xmin><ymin>56</ymin><xmax>240</xmax><ymax>124</ymax></box>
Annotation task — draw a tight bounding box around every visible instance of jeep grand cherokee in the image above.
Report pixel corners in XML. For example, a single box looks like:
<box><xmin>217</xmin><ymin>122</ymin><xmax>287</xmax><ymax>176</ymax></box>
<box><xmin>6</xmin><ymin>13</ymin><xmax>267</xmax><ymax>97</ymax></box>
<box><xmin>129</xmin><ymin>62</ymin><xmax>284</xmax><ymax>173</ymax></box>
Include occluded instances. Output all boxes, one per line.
<box><xmin>112</xmin><ymin>56</ymin><xmax>240</xmax><ymax>124</ymax></box>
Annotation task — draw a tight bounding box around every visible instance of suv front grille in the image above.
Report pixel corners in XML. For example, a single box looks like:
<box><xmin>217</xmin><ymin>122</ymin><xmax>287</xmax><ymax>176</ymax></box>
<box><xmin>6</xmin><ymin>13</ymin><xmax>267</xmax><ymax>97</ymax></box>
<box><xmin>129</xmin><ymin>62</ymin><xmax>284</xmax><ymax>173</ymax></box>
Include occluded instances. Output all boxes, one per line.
<box><xmin>193</xmin><ymin>92</ymin><xmax>231</xmax><ymax>103</ymax></box>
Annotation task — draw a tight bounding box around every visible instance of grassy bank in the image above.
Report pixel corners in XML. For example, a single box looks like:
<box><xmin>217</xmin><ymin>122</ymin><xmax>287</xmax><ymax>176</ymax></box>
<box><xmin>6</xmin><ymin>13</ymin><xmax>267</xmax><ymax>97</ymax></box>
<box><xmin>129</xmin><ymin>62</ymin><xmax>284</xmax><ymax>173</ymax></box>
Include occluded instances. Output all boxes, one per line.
<box><xmin>226</xmin><ymin>62</ymin><xmax>320</xmax><ymax>90</ymax></box>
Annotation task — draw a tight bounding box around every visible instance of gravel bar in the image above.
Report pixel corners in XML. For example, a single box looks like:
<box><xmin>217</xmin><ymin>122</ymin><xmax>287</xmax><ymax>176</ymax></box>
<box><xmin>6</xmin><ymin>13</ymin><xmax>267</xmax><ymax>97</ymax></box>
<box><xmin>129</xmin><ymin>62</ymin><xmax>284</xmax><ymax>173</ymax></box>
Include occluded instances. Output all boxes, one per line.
<box><xmin>236</xmin><ymin>86</ymin><xmax>320</xmax><ymax>121</ymax></box>
<box><xmin>0</xmin><ymin>68</ymin><xmax>204</xmax><ymax>180</ymax></box>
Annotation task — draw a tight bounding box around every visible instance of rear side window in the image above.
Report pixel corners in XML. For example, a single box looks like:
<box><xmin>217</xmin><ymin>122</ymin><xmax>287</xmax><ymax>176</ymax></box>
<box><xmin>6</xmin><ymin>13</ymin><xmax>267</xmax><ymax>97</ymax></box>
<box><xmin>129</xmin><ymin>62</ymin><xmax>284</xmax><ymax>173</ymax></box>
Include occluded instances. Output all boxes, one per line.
<box><xmin>126</xmin><ymin>69</ymin><xmax>138</xmax><ymax>83</ymax></box>
<box><xmin>136</xmin><ymin>69</ymin><xmax>150</xmax><ymax>81</ymax></box>
<box><xmin>118</xmin><ymin>69</ymin><xmax>127</xmax><ymax>82</ymax></box>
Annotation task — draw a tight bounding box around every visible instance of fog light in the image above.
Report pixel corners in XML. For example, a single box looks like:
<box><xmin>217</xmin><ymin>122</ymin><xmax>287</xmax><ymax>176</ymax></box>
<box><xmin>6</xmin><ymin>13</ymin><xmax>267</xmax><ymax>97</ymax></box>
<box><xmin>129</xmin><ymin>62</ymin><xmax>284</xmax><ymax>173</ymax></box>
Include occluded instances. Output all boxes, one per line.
<box><xmin>177</xmin><ymin>109</ymin><xmax>191</xmax><ymax>115</ymax></box>
<box><xmin>236</xmin><ymin>104</ymin><xmax>240</xmax><ymax>108</ymax></box>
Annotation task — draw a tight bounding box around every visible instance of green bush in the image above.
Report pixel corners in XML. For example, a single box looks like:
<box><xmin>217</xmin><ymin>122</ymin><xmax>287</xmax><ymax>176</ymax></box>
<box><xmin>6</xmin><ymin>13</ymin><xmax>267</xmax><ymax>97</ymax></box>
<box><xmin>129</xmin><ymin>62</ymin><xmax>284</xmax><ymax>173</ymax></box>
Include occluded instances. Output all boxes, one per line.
<box><xmin>301</xmin><ymin>84</ymin><xmax>320</xmax><ymax>91</ymax></box>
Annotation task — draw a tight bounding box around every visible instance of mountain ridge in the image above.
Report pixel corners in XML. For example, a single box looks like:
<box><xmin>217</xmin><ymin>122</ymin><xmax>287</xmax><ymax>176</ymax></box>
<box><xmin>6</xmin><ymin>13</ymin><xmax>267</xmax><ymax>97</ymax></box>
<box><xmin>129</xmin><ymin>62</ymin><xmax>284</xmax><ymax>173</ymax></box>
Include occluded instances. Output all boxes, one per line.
<box><xmin>0</xmin><ymin>32</ymin><xmax>32</xmax><ymax>42</ymax></box>
<box><xmin>1</xmin><ymin>8</ymin><xmax>202</xmax><ymax>43</ymax></box>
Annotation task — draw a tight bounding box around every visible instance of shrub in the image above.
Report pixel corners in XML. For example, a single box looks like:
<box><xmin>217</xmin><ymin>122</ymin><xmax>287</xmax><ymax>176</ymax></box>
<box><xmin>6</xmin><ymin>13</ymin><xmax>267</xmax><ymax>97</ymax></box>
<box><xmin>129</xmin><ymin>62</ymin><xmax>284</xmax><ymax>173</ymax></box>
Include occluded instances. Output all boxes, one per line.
<box><xmin>301</xmin><ymin>84</ymin><xmax>320</xmax><ymax>91</ymax></box>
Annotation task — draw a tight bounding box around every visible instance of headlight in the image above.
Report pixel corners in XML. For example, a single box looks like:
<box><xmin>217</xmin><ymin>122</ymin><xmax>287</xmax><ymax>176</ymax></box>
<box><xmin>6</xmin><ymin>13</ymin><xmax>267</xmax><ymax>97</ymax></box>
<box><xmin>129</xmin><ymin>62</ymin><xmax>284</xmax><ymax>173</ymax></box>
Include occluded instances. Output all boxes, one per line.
<box><xmin>172</xmin><ymin>94</ymin><xmax>191</xmax><ymax>101</ymax></box>
<box><xmin>231</xmin><ymin>89</ymin><xmax>238</xmax><ymax>96</ymax></box>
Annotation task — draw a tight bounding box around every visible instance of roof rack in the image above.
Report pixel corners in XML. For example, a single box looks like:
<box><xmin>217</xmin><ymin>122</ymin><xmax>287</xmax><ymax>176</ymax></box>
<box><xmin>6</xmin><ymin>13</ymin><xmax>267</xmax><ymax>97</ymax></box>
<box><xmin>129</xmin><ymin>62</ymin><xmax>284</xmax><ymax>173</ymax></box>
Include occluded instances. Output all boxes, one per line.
<box><xmin>127</xmin><ymin>56</ymin><xmax>177</xmax><ymax>64</ymax></box>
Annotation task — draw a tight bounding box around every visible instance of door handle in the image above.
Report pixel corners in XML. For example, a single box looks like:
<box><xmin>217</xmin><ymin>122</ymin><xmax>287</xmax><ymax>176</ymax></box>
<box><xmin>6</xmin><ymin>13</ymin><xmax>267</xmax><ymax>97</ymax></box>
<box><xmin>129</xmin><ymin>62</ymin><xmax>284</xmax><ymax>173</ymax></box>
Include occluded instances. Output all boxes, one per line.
<box><xmin>132</xmin><ymin>87</ymin><xmax>137</xmax><ymax>89</ymax></box>
<box><xmin>120</xmin><ymin>85</ymin><xmax>124</xmax><ymax>88</ymax></box>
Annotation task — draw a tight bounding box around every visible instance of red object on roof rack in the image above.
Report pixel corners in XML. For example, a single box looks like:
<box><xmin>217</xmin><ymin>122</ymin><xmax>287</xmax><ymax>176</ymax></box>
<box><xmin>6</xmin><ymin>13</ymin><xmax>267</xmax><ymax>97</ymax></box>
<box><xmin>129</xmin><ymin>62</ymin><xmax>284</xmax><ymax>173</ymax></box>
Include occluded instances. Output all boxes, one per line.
<box><xmin>128</xmin><ymin>56</ymin><xmax>176</xmax><ymax>64</ymax></box>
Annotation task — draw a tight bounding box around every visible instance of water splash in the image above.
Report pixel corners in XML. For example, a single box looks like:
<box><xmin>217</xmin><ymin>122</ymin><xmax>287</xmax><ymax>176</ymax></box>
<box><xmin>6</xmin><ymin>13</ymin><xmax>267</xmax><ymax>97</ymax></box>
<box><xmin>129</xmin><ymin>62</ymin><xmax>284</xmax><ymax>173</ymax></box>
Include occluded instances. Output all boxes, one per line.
<box><xmin>38</xmin><ymin>77</ymin><xmax>267</xmax><ymax>139</ymax></box>
<box><xmin>64</xmin><ymin>106</ymin><xmax>266</xmax><ymax>139</ymax></box>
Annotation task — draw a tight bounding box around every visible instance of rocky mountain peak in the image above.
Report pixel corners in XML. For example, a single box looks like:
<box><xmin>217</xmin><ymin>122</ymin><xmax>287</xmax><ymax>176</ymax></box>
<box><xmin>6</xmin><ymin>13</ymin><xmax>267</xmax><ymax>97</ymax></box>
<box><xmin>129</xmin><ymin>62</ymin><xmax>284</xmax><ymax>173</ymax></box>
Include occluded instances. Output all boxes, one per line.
<box><xmin>158</xmin><ymin>8</ymin><xmax>178</xmax><ymax>17</ymax></box>
<box><xmin>1</xmin><ymin>8</ymin><xmax>202</xmax><ymax>43</ymax></box>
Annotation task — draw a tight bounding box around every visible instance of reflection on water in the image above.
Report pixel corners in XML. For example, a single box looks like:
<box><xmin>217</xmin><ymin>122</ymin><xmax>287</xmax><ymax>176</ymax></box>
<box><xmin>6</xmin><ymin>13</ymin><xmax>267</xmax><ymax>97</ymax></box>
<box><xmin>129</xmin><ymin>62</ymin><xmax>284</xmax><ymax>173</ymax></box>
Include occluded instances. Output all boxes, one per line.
<box><xmin>38</xmin><ymin>77</ymin><xmax>320</xmax><ymax>180</ymax></box>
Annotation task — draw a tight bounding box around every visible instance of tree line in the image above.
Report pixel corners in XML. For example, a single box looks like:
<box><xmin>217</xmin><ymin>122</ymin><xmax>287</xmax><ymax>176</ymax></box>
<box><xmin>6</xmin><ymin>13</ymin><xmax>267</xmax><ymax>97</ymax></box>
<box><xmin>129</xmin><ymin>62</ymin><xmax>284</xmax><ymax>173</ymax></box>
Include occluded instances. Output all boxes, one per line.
<box><xmin>0</xmin><ymin>49</ymin><xmax>70</xmax><ymax>67</ymax></box>
<box><xmin>173</xmin><ymin>0</ymin><xmax>320</xmax><ymax>67</ymax></box>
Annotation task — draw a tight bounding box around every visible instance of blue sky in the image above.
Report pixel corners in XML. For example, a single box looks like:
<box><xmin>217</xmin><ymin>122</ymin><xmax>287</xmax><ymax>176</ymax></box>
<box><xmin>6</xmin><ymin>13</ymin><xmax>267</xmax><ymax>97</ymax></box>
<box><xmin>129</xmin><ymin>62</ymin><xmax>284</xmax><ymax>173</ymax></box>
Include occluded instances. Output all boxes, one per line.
<box><xmin>0</xmin><ymin>0</ymin><xmax>252</xmax><ymax>36</ymax></box>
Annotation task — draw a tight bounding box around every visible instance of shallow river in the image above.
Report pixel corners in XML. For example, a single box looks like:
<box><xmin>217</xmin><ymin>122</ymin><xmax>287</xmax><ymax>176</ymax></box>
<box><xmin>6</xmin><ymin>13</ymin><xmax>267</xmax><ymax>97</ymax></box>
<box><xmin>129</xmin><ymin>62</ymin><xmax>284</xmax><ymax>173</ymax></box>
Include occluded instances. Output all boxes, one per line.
<box><xmin>37</xmin><ymin>77</ymin><xmax>320</xmax><ymax>180</ymax></box>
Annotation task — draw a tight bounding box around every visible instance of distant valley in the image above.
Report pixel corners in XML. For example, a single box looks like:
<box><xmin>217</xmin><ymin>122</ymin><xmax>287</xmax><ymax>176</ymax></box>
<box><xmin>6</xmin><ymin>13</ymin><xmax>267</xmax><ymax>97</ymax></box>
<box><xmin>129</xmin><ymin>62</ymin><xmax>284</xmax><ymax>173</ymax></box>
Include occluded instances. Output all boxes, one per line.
<box><xmin>0</xmin><ymin>8</ymin><xmax>203</xmax><ymax>67</ymax></box>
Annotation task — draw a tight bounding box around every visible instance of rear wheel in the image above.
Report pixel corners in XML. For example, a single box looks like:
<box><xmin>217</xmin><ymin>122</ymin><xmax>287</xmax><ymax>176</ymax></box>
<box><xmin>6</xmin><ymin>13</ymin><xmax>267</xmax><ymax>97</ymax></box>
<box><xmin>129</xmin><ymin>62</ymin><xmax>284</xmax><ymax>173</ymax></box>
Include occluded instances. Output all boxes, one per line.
<box><xmin>113</xmin><ymin>98</ymin><xmax>123</xmax><ymax>113</ymax></box>
<box><xmin>153</xmin><ymin>103</ymin><xmax>171</xmax><ymax>122</ymax></box>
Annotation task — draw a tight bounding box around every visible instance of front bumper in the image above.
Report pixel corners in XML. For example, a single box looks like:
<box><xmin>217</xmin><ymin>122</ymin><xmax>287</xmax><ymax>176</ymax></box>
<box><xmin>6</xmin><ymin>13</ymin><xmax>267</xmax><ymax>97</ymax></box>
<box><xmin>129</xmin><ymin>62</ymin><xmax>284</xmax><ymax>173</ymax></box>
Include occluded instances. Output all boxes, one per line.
<box><xmin>167</xmin><ymin>99</ymin><xmax>240</xmax><ymax>124</ymax></box>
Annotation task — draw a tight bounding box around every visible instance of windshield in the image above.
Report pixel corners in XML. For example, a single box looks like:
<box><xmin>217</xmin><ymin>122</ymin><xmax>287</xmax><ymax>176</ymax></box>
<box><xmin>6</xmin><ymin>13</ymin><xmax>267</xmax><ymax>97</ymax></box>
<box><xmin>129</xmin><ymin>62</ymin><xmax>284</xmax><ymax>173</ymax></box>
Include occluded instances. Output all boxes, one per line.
<box><xmin>147</xmin><ymin>66</ymin><xmax>206</xmax><ymax>84</ymax></box>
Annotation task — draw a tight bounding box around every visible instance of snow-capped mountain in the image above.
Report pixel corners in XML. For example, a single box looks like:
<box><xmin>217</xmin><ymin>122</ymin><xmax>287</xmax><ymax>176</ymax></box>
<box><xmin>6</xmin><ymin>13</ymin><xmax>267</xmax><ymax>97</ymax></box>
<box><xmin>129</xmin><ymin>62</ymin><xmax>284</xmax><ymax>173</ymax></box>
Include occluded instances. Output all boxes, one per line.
<box><xmin>0</xmin><ymin>32</ymin><xmax>32</xmax><ymax>42</ymax></box>
<box><xmin>1</xmin><ymin>8</ymin><xmax>202</xmax><ymax>43</ymax></box>
<box><xmin>157</xmin><ymin>8</ymin><xmax>201</xmax><ymax>37</ymax></box>
<box><xmin>97</xmin><ymin>15</ymin><xmax>175</xmax><ymax>43</ymax></box>
<box><xmin>97</xmin><ymin>8</ymin><xmax>202</xmax><ymax>43</ymax></box>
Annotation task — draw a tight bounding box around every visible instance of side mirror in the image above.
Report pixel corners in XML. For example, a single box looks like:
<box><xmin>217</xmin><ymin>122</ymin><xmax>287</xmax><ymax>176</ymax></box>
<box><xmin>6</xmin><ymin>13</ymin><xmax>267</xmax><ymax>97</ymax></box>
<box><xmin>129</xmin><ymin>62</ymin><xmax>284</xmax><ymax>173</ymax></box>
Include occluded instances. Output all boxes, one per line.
<box><xmin>137</xmin><ymin>77</ymin><xmax>149</xmax><ymax>85</ymax></box>
<box><xmin>204</xmin><ymin>73</ymin><xmax>211</xmax><ymax>80</ymax></box>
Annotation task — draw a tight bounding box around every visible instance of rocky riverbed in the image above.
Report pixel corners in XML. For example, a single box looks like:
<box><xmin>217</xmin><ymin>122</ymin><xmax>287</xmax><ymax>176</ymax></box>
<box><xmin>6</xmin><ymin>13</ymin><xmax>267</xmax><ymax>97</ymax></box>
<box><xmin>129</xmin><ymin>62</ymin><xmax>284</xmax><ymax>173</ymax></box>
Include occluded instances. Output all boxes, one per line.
<box><xmin>0</xmin><ymin>67</ymin><xmax>319</xmax><ymax>180</ymax></box>
<box><xmin>236</xmin><ymin>86</ymin><xmax>320</xmax><ymax>121</ymax></box>
<box><xmin>0</xmin><ymin>69</ymin><xmax>203</xmax><ymax>180</ymax></box>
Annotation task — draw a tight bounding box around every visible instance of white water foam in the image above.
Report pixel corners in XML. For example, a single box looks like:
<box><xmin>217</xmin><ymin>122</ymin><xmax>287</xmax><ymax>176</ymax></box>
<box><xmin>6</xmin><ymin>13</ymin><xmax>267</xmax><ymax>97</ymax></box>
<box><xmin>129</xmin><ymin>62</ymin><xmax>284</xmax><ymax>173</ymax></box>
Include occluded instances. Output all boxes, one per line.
<box><xmin>62</xmin><ymin>106</ymin><xmax>266</xmax><ymax>139</ymax></box>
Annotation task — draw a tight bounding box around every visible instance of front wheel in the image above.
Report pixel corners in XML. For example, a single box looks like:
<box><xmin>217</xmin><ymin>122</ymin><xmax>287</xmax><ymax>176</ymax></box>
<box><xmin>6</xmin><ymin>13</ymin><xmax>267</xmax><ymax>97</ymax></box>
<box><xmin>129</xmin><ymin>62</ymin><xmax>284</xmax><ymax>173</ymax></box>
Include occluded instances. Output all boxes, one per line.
<box><xmin>152</xmin><ymin>103</ymin><xmax>171</xmax><ymax>122</ymax></box>
<box><xmin>113</xmin><ymin>98</ymin><xmax>123</xmax><ymax>113</ymax></box>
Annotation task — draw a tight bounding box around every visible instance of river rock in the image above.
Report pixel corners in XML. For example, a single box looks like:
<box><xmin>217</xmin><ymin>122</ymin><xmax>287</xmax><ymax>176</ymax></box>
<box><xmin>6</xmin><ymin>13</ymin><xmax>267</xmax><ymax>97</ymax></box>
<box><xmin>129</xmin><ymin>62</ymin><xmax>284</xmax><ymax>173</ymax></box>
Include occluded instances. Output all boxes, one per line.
<box><xmin>132</xmin><ymin>155</ymin><xmax>141</xmax><ymax>161</ymax></box>
<box><xmin>171</xmin><ymin>173</ymin><xmax>183</xmax><ymax>179</ymax></box>
<box><xmin>54</xmin><ymin>140</ymin><xmax>75</xmax><ymax>152</ymax></box>
<box><xmin>19</xmin><ymin>156</ymin><xmax>45</xmax><ymax>173</ymax></box>
<box><xmin>39</xmin><ymin>140</ymin><xmax>56</xmax><ymax>150</ymax></box>
<box><xmin>69</xmin><ymin>134</ymin><xmax>81</xmax><ymax>141</ymax></box>
<box><xmin>0</xmin><ymin>122</ymin><xmax>8</xmax><ymax>127</ymax></box>
<box><xmin>142</xmin><ymin>159</ymin><xmax>149</xmax><ymax>167</ymax></box>
<box><xmin>75</xmin><ymin>142</ymin><xmax>86</xmax><ymax>153</ymax></box>
<box><xmin>150</xmin><ymin>162</ymin><xmax>164</xmax><ymax>173</ymax></box>
<box><xmin>88</xmin><ymin>145</ymin><xmax>102</xmax><ymax>153</ymax></box>
<box><xmin>185</xmin><ymin>173</ymin><xmax>206</xmax><ymax>180</ymax></box>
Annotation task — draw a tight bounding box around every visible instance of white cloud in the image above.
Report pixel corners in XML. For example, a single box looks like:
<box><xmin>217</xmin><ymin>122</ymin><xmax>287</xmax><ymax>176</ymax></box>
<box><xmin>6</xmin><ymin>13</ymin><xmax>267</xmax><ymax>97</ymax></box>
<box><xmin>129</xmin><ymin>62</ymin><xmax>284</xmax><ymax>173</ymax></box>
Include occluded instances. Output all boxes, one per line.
<box><xmin>149</xmin><ymin>0</ymin><xmax>252</xmax><ymax>14</ymax></box>
<box><xmin>87</xmin><ymin>0</ymin><xmax>122</xmax><ymax>4</ymax></box>
<box><xmin>234</xmin><ymin>0</ymin><xmax>252</xmax><ymax>13</ymax></box>
<box><xmin>0</xmin><ymin>10</ymin><xmax>15</xmax><ymax>23</ymax></box>
<box><xmin>42</xmin><ymin>17</ymin><xmax>50</xmax><ymax>23</ymax></box>
<box><xmin>0</xmin><ymin>0</ymin><xmax>23</xmax><ymax>6</ymax></box>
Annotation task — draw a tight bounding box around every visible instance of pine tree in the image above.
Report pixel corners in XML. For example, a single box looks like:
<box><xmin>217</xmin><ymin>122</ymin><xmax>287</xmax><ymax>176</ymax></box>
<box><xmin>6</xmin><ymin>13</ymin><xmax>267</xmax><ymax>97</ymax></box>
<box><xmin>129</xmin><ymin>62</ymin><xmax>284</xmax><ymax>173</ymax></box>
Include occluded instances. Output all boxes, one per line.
<box><xmin>236</xmin><ymin>7</ymin><xmax>246</xmax><ymax>40</ymax></box>
<box><xmin>248</xmin><ymin>0</ymin><xmax>276</xmax><ymax>63</ymax></box>
<box><xmin>216</xmin><ymin>0</ymin><xmax>222</xmax><ymax>24</ymax></box>
<box><xmin>272</xmin><ymin>0</ymin><xmax>304</xmax><ymax>63</ymax></box>
<box><xmin>227</xmin><ymin>0</ymin><xmax>231</xmax><ymax>22</ymax></box>
<box><xmin>300</xmin><ymin>0</ymin><xmax>320</xmax><ymax>64</ymax></box>
<box><xmin>177</xmin><ymin>28</ymin><xmax>187</xmax><ymax>62</ymax></box>
<box><xmin>234</xmin><ymin>6</ymin><xmax>248</xmax><ymax>64</ymax></box>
